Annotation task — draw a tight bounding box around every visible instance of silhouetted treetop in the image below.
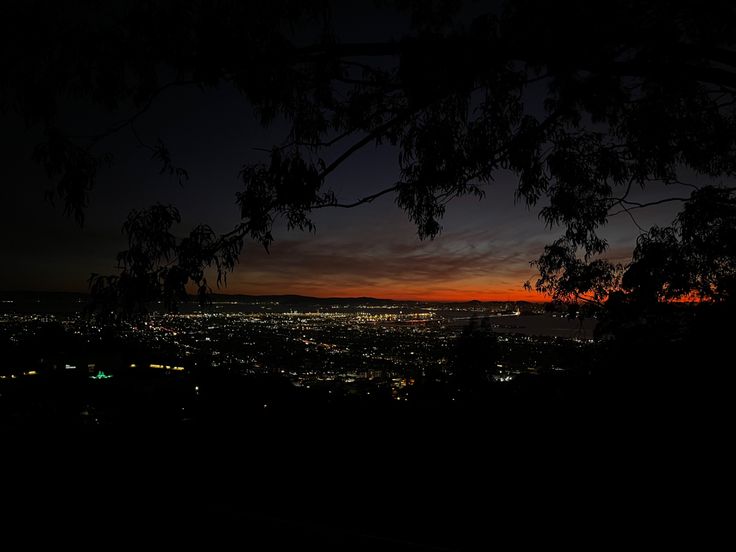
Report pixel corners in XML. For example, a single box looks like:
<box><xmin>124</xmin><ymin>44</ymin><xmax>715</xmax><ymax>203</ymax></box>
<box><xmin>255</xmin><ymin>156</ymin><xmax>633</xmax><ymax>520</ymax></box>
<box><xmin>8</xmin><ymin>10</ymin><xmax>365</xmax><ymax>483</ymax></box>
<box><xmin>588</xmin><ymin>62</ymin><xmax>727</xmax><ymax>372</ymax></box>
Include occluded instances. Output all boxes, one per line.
<box><xmin>533</xmin><ymin>185</ymin><xmax>736</xmax><ymax>306</ymax></box>
<box><xmin>626</xmin><ymin>187</ymin><xmax>736</xmax><ymax>302</ymax></box>
<box><xmin>3</xmin><ymin>0</ymin><xmax>736</xmax><ymax>309</ymax></box>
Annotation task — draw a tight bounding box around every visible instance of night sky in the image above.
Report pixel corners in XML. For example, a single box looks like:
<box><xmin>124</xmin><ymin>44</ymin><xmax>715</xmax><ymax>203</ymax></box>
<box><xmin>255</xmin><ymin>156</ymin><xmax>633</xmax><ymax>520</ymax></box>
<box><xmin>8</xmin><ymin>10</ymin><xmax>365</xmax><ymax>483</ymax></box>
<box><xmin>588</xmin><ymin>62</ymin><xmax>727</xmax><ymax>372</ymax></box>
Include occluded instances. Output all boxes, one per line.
<box><xmin>0</xmin><ymin>2</ymin><xmax>694</xmax><ymax>301</ymax></box>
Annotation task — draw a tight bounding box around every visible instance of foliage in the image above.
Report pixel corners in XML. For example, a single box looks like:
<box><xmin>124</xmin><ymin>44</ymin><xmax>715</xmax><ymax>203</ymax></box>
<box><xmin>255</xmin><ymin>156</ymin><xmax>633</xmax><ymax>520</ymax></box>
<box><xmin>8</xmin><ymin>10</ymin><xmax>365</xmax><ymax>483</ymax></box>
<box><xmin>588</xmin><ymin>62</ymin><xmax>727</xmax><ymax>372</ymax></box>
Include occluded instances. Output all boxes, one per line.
<box><xmin>624</xmin><ymin>186</ymin><xmax>736</xmax><ymax>303</ymax></box>
<box><xmin>532</xmin><ymin>185</ymin><xmax>736</xmax><ymax>309</ymax></box>
<box><xmin>87</xmin><ymin>205</ymin><xmax>243</xmax><ymax>315</ymax></box>
<box><xmin>2</xmin><ymin>0</ymin><xmax>736</xmax><ymax>311</ymax></box>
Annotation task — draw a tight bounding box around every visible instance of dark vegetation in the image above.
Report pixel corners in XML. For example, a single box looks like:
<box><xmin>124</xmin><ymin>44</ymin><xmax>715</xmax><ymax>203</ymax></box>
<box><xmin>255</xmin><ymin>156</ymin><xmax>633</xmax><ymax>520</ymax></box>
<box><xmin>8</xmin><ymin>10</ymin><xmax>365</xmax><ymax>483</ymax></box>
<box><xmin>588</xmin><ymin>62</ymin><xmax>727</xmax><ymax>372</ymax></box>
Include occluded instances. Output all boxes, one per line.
<box><xmin>2</xmin><ymin>0</ymin><xmax>735</xmax><ymax>546</ymax></box>
<box><xmin>2</xmin><ymin>0</ymin><xmax>735</xmax><ymax>307</ymax></box>
<box><xmin>4</xmin><ymin>1</ymin><xmax>734</xmax><ymax>384</ymax></box>
<box><xmin>2</xmin><ymin>0</ymin><xmax>735</xmax><ymax>353</ymax></box>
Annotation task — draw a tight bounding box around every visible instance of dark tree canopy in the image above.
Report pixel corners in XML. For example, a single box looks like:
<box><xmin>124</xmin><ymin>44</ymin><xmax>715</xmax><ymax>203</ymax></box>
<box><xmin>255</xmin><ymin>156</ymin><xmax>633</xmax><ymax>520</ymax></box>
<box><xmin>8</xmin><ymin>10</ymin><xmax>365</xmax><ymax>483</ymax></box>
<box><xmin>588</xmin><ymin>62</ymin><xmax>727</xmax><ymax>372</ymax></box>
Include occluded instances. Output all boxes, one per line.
<box><xmin>2</xmin><ymin>0</ymin><xmax>736</xmax><ymax>312</ymax></box>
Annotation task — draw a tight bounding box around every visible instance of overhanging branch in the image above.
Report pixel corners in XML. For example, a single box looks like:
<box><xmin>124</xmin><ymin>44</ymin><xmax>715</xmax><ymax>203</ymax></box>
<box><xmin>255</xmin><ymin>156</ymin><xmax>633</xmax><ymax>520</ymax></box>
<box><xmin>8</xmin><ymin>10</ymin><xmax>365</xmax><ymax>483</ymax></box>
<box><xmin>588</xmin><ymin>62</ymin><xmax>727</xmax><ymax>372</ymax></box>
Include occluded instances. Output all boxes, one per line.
<box><xmin>314</xmin><ymin>183</ymin><xmax>402</xmax><ymax>209</ymax></box>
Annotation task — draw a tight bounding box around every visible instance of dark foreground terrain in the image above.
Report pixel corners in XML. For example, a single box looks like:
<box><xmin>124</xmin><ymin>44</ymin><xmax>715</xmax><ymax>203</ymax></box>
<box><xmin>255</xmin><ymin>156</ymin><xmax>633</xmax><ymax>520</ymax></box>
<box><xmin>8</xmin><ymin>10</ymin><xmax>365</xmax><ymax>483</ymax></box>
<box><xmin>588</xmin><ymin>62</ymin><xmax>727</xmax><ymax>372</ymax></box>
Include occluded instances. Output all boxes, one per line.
<box><xmin>2</xmin><ymin>372</ymin><xmax>730</xmax><ymax>550</ymax></box>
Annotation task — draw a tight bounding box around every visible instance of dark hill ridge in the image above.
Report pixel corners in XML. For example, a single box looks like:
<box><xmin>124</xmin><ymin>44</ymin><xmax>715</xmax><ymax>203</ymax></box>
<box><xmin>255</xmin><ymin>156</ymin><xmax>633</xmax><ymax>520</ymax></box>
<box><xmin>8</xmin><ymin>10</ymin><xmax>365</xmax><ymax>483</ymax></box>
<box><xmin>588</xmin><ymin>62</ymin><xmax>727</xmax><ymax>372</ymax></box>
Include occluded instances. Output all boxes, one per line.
<box><xmin>1</xmin><ymin>290</ymin><xmax>542</xmax><ymax>307</ymax></box>
<box><xmin>210</xmin><ymin>293</ymin><xmax>395</xmax><ymax>305</ymax></box>
<box><xmin>0</xmin><ymin>290</ymin><xmax>89</xmax><ymax>302</ymax></box>
<box><xmin>187</xmin><ymin>293</ymin><xmax>540</xmax><ymax>309</ymax></box>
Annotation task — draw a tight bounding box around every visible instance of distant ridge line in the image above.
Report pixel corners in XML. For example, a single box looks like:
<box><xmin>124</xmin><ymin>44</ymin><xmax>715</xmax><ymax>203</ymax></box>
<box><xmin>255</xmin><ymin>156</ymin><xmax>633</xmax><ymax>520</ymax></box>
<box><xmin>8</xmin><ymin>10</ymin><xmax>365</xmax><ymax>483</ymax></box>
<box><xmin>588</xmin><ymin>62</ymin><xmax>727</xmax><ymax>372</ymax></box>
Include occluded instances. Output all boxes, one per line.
<box><xmin>0</xmin><ymin>290</ymin><xmax>543</xmax><ymax>305</ymax></box>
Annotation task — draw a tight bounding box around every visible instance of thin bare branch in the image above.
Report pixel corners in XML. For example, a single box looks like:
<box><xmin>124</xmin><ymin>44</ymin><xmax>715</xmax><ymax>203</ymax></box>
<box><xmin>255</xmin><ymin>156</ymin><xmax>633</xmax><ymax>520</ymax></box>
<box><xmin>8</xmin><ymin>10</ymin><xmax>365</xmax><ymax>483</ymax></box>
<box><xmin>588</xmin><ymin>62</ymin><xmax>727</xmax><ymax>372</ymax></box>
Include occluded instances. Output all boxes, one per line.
<box><xmin>315</xmin><ymin>183</ymin><xmax>402</xmax><ymax>209</ymax></box>
<box><xmin>84</xmin><ymin>80</ymin><xmax>198</xmax><ymax>147</ymax></box>
<box><xmin>618</xmin><ymin>196</ymin><xmax>690</xmax><ymax>209</ymax></box>
<box><xmin>609</xmin><ymin>200</ymin><xmax>646</xmax><ymax>232</ymax></box>
<box><xmin>319</xmin><ymin>112</ymin><xmax>412</xmax><ymax>178</ymax></box>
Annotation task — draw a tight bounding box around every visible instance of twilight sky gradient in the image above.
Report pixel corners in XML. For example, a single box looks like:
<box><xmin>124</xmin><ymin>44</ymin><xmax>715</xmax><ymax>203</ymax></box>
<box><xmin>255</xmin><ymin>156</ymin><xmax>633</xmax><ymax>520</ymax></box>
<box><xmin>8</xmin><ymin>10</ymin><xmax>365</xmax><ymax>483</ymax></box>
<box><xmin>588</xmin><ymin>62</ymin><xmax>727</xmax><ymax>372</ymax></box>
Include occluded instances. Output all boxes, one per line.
<box><xmin>0</xmin><ymin>79</ymin><xmax>686</xmax><ymax>301</ymax></box>
<box><xmin>0</xmin><ymin>3</ymin><xmax>694</xmax><ymax>301</ymax></box>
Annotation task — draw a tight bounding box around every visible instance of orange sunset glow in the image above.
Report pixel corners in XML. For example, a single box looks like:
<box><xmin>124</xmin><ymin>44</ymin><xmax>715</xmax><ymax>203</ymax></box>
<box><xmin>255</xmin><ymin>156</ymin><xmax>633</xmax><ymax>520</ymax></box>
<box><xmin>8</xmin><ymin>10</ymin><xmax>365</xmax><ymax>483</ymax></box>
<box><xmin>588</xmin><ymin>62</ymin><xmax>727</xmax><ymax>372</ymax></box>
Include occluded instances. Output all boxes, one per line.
<box><xmin>218</xmin><ymin>284</ymin><xmax>546</xmax><ymax>303</ymax></box>
<box><xmin>218</xmin><ymin>231</ymin><xmax>551</xmax><ymax>302</ymax></box>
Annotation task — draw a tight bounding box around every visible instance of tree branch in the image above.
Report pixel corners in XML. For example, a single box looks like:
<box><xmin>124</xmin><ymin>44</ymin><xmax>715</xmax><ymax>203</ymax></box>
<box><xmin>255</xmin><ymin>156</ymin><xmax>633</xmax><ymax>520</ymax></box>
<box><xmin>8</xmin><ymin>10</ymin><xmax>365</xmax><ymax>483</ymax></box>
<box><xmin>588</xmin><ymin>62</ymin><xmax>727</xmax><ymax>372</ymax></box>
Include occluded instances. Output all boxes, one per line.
<box><xmin>608</xmin><ymin>196</ymin><xmax>690</xmax><ymax>216</ymax></box>
<box><xmin>315</xmin><ymin>183</ymin><xmax>402</xmax><ymax>209</ymax></box>
<box><xmin>618</xmin><ymin>196</ymin><xmax>690</xmax><ymax>208</ymax></box>
<box><xmin>609</xmin><ymin>200</ymin><xmax>646</xmax><ymax>232</ymax></box>
<box><xmin>319</xmin><ymin>112</ymin><xmax>412</xmax><ymax>178</ymax></box>
<box><xmin>605</xmin><ymin>60</ymin><xmax>736</xmax><ymax>90</ymax></box>
<box><xmin>84</xmin><ymin>80</ymin><xmax>198</xmax><ymax>147</ymax></box>
<box><xmin>293</xmin><ymin>38</ymin><xmax>736</xmax><ymax>90</ymax></box>
<box><xmin>130</xmin><ymin>123</ymin><xmax>156</xmax><ymax>153</ymax></box>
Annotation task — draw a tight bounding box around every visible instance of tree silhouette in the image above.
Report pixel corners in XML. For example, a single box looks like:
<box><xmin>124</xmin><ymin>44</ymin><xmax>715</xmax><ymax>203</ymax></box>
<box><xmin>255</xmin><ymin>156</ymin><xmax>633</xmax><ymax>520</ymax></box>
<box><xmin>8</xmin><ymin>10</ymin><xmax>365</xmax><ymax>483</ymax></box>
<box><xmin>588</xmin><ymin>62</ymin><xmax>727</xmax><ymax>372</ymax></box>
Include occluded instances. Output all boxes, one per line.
<box><xmin>86</xmin><ymin>204</ymin><xmax>228</xmax><ymax>316</ymax></box>
<box><xmin>533</xmin><ymin>184</ymin><xmax>736</xmax><ymax>307</ymax></box>
<box><xmin>2</xmin><ymin>0</ymin><xmax>736</xmax><ymax>308</ymax></box>
<box><xmin>624</xmin><ymin>189</ymin><xmax>735</xmax><ymax>304</ymax></box>
<box><xmin>452</xmin><ymin>316</ymin><xmax>498</xmax><ymax>393</ymax></box>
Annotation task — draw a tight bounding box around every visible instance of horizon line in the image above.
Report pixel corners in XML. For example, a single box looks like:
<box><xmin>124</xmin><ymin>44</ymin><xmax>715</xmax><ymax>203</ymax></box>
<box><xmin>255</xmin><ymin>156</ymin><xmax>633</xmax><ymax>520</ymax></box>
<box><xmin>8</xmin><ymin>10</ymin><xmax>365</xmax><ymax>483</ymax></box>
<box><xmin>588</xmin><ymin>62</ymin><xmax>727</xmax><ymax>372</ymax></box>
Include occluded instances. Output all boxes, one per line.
<box><xmin>0</xmin><ymin>288</ymin><xmax>550</xmax><ymax>304</ymax></box>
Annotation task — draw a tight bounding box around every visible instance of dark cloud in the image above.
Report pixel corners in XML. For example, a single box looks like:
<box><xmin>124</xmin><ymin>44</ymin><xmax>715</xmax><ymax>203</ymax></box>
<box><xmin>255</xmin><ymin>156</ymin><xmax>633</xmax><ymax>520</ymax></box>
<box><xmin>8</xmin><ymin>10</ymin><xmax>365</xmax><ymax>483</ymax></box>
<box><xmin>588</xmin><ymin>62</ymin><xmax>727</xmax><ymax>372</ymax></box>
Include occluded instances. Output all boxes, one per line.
<box><xmin>227</xmin><ymin>225</ymin><xmax>549</xmax><ymax>300</ymax></box>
